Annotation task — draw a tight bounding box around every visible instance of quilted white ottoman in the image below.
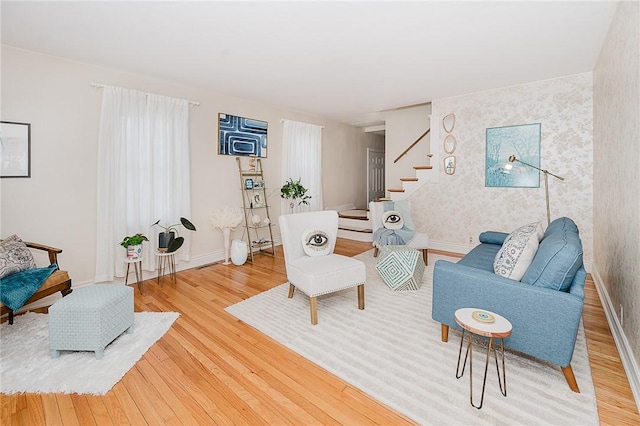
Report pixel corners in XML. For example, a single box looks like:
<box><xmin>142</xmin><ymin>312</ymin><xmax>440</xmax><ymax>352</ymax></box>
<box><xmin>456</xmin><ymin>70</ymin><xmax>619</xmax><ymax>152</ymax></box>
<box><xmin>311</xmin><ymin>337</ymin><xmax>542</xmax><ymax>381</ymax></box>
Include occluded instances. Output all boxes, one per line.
<box><xmin>49</xmin><ymin>285</ymin><xmax>134</xmax><ymax>359</ymax></box>
<box><xmin>376</xmin><ymin>245</ymin><xmax>425</xmax><ymax>291</ymax></box>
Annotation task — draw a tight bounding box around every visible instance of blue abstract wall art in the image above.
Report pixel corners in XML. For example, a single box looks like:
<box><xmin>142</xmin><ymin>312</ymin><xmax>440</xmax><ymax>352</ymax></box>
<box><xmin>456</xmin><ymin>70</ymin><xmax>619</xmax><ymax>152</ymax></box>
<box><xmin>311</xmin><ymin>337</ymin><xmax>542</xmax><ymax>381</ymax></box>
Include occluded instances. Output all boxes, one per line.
<box><xmin>218</xmin><ymin>113</ymin><xmax>268</xmax><ymax>157</ymax></box>
<box><xmin>485</xmin><ymin>123</ymin><xmax>541</xmax><ymax>188</ymax></box>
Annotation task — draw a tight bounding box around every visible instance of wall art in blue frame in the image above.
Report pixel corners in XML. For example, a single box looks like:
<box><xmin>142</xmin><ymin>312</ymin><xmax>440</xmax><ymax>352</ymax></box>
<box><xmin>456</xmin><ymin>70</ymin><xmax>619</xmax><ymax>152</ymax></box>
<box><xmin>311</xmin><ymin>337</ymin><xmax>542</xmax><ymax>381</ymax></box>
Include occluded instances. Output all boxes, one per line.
<box><xmin>485</xmin><ymin>123</ymin><xmax>541</xmax><ymax>188</ymax></box>
<box><xmin>218</xmin><ymin>113</ymin><xmax>268</xmax><ymax>158</ymax></box>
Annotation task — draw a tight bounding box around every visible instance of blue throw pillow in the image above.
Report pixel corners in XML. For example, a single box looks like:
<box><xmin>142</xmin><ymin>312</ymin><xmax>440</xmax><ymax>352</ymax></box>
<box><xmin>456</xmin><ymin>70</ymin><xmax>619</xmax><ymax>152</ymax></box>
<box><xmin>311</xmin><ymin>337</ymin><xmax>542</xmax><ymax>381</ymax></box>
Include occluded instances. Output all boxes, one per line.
<box><xmin>0</xmin><ymin>264</ymin><xmax>57</xmax><ymax>311</ymax></box>
<box><xmin>521</xmin><ymin>230</ymin><xmax>583</xmax><ymax>291</ymax></box>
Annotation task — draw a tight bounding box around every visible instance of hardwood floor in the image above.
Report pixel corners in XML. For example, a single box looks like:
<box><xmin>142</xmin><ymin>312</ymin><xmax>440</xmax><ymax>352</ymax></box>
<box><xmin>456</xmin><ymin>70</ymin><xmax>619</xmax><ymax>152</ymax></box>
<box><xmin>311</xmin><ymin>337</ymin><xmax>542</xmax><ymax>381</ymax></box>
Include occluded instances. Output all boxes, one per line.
<box><xmin>2</xmin><ymin>239</ymin><xmax>639</xmax><ymax>425</ymax></box>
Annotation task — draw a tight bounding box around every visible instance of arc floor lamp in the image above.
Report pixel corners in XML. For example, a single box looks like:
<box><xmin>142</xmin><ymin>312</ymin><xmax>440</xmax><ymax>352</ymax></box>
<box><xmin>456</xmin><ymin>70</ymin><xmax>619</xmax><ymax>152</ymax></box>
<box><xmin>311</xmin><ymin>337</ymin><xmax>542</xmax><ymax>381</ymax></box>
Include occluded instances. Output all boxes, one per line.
<box><xmin>505</xmin><ymin>155</ymin><xmax>565</xmax><ymax>225</ymax></box>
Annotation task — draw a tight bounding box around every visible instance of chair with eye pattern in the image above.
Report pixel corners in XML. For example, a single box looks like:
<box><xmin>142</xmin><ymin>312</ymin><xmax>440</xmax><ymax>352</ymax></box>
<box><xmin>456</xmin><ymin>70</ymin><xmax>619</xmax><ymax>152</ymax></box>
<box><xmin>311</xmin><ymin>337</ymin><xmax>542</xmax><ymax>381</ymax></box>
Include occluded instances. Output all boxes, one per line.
<box><xmin>369</xmin><ymin>200</ymin><xmax>430</xmax><ymax>265</ymax></box>
<box><xmin>278</xmin><ymin>210</ymin><xmax>366</xmax><ymax>325</ymax></box>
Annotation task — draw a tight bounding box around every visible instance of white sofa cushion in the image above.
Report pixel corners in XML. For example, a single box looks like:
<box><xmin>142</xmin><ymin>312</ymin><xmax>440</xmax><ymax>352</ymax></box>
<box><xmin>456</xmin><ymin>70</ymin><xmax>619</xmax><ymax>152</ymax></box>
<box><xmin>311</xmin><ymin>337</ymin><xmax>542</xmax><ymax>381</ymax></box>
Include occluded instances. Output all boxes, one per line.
<box><xmin>494</xmin><ymin>222</ymin><xmax>539</xmax><ymax>281</ymax></box>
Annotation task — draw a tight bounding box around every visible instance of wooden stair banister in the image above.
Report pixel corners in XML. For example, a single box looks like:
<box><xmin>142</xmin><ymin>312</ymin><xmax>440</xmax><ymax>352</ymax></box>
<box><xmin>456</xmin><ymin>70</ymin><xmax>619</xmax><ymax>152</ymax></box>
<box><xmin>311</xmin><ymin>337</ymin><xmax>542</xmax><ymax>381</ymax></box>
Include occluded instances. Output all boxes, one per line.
<box><xmin>393</xmin><ymin>128</ymin><xmax>430</xmax><ymax>164</ymax></box>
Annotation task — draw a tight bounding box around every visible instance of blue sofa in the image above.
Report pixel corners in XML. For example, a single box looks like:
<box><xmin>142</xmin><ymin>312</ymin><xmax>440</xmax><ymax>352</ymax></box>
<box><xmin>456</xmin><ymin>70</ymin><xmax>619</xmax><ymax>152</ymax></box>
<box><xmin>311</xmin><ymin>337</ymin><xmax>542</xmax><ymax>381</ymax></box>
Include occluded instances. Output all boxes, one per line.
<box><xmin>432</xmin><ymin>217</ymin><xmax>586</xmax><ymax>392</ymax></box>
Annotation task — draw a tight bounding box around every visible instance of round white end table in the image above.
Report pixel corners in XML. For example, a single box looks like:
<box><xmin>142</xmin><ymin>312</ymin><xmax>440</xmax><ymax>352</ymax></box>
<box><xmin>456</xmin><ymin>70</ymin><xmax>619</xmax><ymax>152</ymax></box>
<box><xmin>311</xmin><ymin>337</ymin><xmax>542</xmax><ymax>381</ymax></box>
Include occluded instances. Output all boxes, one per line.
<box><xmin>454</xmin><ymin>308</ymin><xmax>512</xmax><ymax>409</ymax></box>
<box><xmin>124</xmin><ymin>257</ymin><xmax>143</xmax><ymax>293</ymax></box>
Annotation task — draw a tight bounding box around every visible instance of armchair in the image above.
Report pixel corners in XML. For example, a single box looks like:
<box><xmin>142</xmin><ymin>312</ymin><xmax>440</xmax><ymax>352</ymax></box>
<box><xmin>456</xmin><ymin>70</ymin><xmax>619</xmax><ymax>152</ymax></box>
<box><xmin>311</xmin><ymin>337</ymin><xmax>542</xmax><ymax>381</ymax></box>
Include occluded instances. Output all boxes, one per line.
<box><xmin>279</xmin><ymin>210</ymin><xmax>365</xmax><ymax>325</ymax></box>
<box><xmin>1</xmin><ymin>241</ymin><xmax>72</xmax><ymax>324</ymax></box>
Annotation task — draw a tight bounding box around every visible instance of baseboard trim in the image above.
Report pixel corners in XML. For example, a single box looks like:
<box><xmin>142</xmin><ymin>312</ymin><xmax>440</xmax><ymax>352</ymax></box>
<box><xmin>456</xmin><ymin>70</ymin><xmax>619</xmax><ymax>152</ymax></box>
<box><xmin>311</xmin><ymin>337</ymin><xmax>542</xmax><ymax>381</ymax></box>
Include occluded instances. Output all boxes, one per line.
<box><xmin>590</xmin><ymin>264</ymin><xmax>640</xmax><ymax>412</ymax></box>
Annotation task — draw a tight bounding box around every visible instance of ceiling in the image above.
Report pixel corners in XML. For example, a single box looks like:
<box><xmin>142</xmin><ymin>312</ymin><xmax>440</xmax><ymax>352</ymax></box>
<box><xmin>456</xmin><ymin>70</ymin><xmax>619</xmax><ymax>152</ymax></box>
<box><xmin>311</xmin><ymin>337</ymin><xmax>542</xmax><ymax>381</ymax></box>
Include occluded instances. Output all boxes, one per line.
<box><xmin>1</xmin><ymin>1</ymin><xmax>617</xmax><ymax>126</ymax></box>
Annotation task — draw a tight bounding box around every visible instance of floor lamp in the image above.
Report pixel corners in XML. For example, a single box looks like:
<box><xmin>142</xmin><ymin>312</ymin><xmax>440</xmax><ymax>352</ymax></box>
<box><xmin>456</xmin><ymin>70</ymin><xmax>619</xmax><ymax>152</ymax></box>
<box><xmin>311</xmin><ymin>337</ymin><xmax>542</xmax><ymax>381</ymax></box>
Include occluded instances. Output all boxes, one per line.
<box><xmin>506</xmin><ymin>155</ymin><xmax>565</xmax><ymax>225</ymax></box>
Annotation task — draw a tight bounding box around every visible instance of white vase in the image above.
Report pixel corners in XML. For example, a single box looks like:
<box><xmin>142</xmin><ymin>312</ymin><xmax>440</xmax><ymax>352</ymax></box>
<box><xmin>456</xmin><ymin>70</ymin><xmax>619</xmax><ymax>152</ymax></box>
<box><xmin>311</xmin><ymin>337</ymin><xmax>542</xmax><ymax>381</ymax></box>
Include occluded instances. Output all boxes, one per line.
<box><xmin>127</xmin><ymin>244</ymin><xmax>142</xmax><ymax>259</ymax></box>
<box><xmin>222</xmin><ymin>227</ymin><xmax>232</xmax><ymax>265</ymax></box>
<box><xmin>230</xmin><ymin>239</ymin><xmax>248</xmax><ymax>266</ymax></box>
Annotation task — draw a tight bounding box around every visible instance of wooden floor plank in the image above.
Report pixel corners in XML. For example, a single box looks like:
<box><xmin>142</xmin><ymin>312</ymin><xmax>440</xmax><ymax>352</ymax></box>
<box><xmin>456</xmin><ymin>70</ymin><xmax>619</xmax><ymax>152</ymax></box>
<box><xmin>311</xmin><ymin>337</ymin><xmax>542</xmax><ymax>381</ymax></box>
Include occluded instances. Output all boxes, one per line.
<box><xmin>1</xmin><ymin>239</ymin><xmax>638</xmax><ymax>425</ymax></box>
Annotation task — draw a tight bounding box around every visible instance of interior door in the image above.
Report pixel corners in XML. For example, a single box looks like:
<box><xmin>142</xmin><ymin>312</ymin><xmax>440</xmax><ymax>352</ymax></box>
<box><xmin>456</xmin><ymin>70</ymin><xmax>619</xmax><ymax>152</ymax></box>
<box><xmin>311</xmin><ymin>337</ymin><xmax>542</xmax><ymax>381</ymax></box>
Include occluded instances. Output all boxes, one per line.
<box><xmin>367</xmin><ymin>148</ymin><xmax>385</xmax><ymax>202</ymax></box>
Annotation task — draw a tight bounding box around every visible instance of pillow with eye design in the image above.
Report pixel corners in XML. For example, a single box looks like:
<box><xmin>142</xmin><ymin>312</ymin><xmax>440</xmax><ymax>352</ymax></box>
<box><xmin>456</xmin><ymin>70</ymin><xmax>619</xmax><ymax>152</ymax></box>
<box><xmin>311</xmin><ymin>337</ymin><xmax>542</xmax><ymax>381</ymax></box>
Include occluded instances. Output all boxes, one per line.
<box><xmin>301</xmin><ymin>228</ymin><xmax>332</xmax><ymax>257</ymax></box>
<box><xmin>382</xmin><ymin>210</ymin><xmax>404</xmax><ymax>230</ymax></box>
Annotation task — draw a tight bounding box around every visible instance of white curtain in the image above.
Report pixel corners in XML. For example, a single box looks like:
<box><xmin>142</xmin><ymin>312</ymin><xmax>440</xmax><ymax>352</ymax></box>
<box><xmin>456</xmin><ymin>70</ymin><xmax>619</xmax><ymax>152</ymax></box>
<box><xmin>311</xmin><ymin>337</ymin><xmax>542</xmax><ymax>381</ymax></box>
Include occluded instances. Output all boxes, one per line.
<box><xmin>281</xmin><ymin>120</ymin><xmax>323</xmax><ymax>214</ymax></box>
<box><xmin>95</xmin><ymin>86</ymin><xmax>191</xmax><ymax>283</ymax></box>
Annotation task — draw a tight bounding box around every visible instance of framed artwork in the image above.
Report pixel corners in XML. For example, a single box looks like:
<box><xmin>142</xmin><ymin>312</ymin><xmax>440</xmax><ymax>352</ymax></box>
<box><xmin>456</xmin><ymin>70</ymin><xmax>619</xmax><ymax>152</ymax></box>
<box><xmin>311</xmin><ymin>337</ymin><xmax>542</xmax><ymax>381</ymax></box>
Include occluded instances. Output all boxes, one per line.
<box><xmin>485</xmin><ymin>123</ymin><xmax>541</xmax><ymax>188</ymax></box>
<box><xmin>244</xmin><ymin>178</ymin><xmax>254</xmax><ymax>190</ymax></box>
<box><xmin>218</xmin><ymin>113</ymin><xmax>268</xmax><ymax>157</ymax></box>
<box><xmin>252</xmin><ymin>192</ymin><xmax>264</xmax><ymax>208</ymax></box>
<box><xmin>1</xmin><ymin>121</ymin><xmax>31</xmax><ymax>178</ymax></box>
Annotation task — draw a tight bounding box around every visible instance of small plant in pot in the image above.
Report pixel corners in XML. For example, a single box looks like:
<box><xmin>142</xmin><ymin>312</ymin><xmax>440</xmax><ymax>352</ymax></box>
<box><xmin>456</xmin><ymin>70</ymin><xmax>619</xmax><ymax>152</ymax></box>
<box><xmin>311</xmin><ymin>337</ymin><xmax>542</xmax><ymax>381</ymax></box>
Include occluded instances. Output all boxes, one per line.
<box><xmin>280</xmin><ymin>178</ymin><xmax>311</xmax><ymax>213</ymax></box>
<box><xmin>120</xmin><ymin>233</ymin><xmax>148</xmax><ymax>259</ymax></box>
<box><xmin>152</xmin><ymin>217</ymin><xmax>197</xmax><ymax>253</ymax></box>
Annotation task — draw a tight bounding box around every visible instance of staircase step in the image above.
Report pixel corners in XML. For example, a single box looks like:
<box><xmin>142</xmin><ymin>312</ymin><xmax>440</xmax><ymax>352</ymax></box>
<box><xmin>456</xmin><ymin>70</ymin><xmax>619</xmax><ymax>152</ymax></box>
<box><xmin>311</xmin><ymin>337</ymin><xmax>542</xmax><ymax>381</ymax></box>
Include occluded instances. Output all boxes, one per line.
<box><xmin>414</xmin><ymin>165</ymin><xmax>433</xmax><ymax>170</ymax></box>
<box><xmin>388</xmin><ymin>188</ymin><xmax>405</xmax><ymax>193</ymax></box>
<box><xmin>400</xmin><ymin>177</ymin><xmax>418</xmax><ymax>182</ymax></box>
<box><xmin>338</xmin><ymin>226</ymin><xmax>372</xmax><ymax>233</ymax></box>
<box><xmin>338</xmin><ymin>209</ymin><xmax>368</xmax><ymax>220</ymax></box>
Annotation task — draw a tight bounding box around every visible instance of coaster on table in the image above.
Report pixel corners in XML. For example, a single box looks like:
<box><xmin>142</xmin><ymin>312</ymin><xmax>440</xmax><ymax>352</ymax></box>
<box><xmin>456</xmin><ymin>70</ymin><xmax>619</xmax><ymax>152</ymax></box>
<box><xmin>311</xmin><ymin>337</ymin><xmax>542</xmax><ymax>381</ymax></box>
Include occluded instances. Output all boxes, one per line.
<box><xmin>472</xmin><ymin>310</ymin><xmax>495</xmax><ymax>323</ymax></box>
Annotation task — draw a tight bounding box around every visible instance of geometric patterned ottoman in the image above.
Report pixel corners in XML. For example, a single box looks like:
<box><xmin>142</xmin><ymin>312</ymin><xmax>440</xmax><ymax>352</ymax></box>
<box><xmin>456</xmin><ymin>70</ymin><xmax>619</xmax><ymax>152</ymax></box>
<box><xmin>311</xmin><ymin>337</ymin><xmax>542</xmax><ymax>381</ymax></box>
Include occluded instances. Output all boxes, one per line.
<box><xmin>375</xmin><ymin>245</ymin><xmax>425</xmax><ymax>291</ymax></box>
<box><xmin>49</xmin><ymin>285</ymin><xmax>134</xmax><ymax>359</ymax></box>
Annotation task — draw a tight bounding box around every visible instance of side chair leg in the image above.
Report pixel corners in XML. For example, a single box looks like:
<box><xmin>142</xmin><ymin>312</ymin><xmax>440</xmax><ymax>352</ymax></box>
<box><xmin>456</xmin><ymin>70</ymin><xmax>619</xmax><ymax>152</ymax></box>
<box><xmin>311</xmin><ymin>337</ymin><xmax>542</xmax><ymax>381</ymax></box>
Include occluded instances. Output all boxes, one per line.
<box><xmin>9</xmin><ymin>310</ymin><xmax>14</xmax><ymax>325</ymax></box>
<box><xmin>561</xmin><ymin>364</ymin><xmax>580</xmax><ymax>393</ymax></box>
<box><xmin>310</xmin><ymin>297</ymin><xmax>318</xmax><ymax>325</ymax></box>
<box><xmin>441</xmin><ymin>324</ymin><xmax>449</xmax><ymax>342</ymax></box>
<box><xmin>373</xmin><ymin>247</ymin><xmax>379</xmax><ymax>257</ymax></box>
<box><xmin>422</xmin><ymin>248</ymin><xmax>429</xmax><ymax>265</ymax></box>
<box><xmin>287</xmin><ymin>283</ymin><xmax>295</xmax><ymax>299</ymax></box>
<box><xmin>357</xmin><ymin>284</ymin><xmax>365</xmax><ymax>310</ymax></box>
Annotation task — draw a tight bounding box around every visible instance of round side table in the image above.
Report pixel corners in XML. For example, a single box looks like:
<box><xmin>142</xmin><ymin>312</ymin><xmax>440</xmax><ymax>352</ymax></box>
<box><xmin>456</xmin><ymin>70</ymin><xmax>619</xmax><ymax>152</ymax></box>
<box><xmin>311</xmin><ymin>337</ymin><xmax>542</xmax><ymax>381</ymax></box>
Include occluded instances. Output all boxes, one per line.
<box><xmin>124</xmin><ymin>257</ymin><xmax>144</xmax><ymax>293</ymax></box>
<box><xmin>155</xmin><ymin>250</ymin><xmax>176</xmax><ymax>287</ymax></box>
<box><xmin>454</xmin><ymin>308</ymin><xmax>512</xmax><ymax>409</ymax></box>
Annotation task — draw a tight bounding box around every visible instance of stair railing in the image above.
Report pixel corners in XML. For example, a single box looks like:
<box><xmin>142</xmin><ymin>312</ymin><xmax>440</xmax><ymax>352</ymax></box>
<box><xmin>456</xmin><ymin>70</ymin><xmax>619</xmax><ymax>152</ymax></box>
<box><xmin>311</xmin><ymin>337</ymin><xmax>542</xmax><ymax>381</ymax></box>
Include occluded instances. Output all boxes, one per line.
<box><xmin>393</xmin><ymin>128</ymin><xmax>431</xmax><ymax>163</ymax></box>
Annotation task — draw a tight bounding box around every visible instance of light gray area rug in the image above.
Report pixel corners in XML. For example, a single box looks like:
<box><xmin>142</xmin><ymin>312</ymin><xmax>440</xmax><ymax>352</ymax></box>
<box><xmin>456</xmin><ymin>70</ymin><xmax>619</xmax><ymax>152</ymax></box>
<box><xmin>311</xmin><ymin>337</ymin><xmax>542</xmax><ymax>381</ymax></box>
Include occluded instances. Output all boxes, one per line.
<box><xmin>226</xmin><ymin>251</ymin><xmax>599</xmax><ymax>425</ymax></box>
<box><xmin>1</xmin><ymin>311</ymin><xmax>179</xmax><ymax>395</ymax></box>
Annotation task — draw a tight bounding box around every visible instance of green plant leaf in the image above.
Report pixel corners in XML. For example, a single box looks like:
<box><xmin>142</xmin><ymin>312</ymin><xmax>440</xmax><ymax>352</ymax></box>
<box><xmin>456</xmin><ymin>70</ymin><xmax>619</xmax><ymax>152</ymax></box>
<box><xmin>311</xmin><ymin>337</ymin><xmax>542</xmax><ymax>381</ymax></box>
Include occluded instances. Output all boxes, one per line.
<box><xmin>167</xmin><ymin>236</ymin><xmax>184</xmax><ymax>253</ymax></box>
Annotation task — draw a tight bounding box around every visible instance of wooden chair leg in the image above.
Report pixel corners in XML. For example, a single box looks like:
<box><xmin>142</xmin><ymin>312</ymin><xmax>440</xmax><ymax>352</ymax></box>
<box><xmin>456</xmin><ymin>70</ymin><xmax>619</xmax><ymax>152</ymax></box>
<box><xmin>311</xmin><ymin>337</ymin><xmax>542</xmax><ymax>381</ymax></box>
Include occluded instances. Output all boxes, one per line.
<box><xmin>310</xmin><ymin>297</ymin><xmax>318</xmax><ymax>325</ymax></box>
<box><xmin>287</xmin><ymin>283</ymin><xmax>295</xmax><ymax>298</ymax></box>
<box><xmin>357</xmin><ymin>284</ymin><xmax>365</xmax><ymax>310</ymax></box>
<box><xmin>373</xmin><ymin>247</ymin><xmax>379</xmax><ymax>257</ymax></box>
<box><xmin>421</xmin><ymin>248</ymin><xmax>428</xmax><ymax>265</ymax></box>
<box><xmin>441</xmin><ymin>324</ymin><xmax>449</xmax><ymax>342</ymax></box>
<box><xmin>561</xmin><ymin>364</ymin><xmax>580</xmax><ymax>393</ymax></box>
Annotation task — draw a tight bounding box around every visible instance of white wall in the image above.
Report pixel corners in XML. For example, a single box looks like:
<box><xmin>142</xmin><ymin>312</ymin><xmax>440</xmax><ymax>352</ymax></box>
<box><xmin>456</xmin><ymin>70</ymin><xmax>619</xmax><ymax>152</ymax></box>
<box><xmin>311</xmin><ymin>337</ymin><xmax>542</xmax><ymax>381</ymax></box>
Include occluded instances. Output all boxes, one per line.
<box><xmin>593</xmin><ymin>0</ymin><xmax>640</xmax><ymax>377</ymax></box>
<box><xmin>410</xmin><ymin>73</ymin><xmax>594</xmax><ymax>259</ymax></box>
<box><xmin>0</xmin><ymin>46</ymin><xmax>373</xmax><ymax>285</ymax></box>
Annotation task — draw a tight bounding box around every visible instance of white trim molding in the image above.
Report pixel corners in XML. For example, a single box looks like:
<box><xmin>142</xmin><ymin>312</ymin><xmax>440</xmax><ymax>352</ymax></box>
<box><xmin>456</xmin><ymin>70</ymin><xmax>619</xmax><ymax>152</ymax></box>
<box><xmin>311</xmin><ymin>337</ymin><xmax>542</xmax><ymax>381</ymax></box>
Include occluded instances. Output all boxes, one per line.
<box><xmin>591</xmin><ymin>264</ymin><xmax>640</xmax><ymax>412</ymax></box>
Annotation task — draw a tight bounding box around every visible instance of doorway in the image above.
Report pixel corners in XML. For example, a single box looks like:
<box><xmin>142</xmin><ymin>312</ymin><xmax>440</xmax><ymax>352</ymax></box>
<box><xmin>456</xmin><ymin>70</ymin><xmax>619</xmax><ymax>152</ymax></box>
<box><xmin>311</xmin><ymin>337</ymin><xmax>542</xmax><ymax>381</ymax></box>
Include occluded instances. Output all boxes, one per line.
<box><xmin>367</xmin><ymin>147</ymin><xmax>385</xmax><ymax>202</ymax></box>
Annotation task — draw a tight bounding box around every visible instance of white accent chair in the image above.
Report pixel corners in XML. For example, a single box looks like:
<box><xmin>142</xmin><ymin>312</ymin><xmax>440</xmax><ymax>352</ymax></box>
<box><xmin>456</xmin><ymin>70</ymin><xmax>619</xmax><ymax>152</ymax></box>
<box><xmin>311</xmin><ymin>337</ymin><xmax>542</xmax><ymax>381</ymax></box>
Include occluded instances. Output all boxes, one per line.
<box><xmin>279</xmin><ymin>210</ymin><xmax>366</xmax><ymax>325</ymax></box>
<box><xmin>369</xmin><ymin>200</ymin><xmax>430</xmax><ymax>265</ymax></box>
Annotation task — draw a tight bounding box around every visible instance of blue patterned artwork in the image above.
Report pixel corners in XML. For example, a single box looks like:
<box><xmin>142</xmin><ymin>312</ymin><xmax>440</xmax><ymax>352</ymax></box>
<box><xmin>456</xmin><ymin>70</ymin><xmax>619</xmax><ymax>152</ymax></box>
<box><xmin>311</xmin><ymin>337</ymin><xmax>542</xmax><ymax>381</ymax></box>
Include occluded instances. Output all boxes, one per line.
<box><xmin>218</xmin><ymin>113</ymin><xmax>268</xmax><ymax>157</ymax></box>
<box><xmin>485</xmin><ymin>123</ymin><xmax>541</xmax><ymax>188</ymax></box>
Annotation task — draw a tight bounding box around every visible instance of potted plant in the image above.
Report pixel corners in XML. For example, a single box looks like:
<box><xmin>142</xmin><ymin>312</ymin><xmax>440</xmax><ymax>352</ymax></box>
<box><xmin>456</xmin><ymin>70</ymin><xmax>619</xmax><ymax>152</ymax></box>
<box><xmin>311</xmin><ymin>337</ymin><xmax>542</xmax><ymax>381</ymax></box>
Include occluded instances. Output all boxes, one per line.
<box><xmin>280</xmin><ymin>178</ymin><xmax>311</xmax><ymax>213</ymax></box>
<box><xmin>120</xmin><ymin>233</ymin><xmax>148</xmax><ymax>259</ymax></box>
<box><xmin>152</xmin><ymin>217</ymin><xmax>197</xmax><ymax>252</ymax></box>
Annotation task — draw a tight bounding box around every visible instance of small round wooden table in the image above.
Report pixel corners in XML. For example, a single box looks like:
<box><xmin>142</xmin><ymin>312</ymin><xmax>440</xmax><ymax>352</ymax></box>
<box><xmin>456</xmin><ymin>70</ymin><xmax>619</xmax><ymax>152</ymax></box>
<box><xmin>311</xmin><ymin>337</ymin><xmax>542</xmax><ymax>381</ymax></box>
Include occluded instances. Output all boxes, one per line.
<box><xmin>454</xmin><ymin>308</ymin><xmax>512</xmax><ymax>409</ymax></box>
<box><xmin>155</xmin><ymin>250</ymin><xmax>176</xmax><ymax>287</ymax></box>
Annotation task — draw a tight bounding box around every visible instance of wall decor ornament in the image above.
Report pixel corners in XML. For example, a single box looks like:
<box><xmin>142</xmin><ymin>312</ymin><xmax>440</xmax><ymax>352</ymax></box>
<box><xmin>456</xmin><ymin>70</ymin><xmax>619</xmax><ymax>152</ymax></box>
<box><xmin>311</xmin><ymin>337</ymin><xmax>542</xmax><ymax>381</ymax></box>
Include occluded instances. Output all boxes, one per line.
<box><xmin>443</xmin><ymin>134</ymin><xmax>457</xmax><ymax>154</ymax></box>
<box><xmin>442</xmin><ymin>113</ymin><xmax>456</xmax><ymax>133</ymax></box>
<box><xmin>218</xmin><ymin>113</ymin><xmax>268</xmax><ymax>158</ymax></box>
<box><xmin>444</xmin><ymin>156</ymin><xmax>456</xmax><ymax>175</ymax></box>
<box><xmin>485</xmin><ymin>123</ymin><xmax>541</xmax><ymax>188</ymax></box>
<box><xmin>0</xmin><ymin>121</ymin><xmax>31</xmax><ymax>178</ymax></box>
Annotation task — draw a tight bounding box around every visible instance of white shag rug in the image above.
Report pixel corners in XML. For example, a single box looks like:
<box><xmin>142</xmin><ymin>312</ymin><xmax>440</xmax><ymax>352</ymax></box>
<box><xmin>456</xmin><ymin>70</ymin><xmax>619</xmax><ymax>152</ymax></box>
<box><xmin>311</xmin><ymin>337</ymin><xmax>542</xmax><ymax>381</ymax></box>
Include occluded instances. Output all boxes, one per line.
<box><xmin>1</xmin><ymin>311</ymin><xmax>179</xmax><ymax>395</ymax></box>
<box><xmin>226</xmin><ymin>251</ymin><xmax>599</xmax><ymax>425</ymax></box>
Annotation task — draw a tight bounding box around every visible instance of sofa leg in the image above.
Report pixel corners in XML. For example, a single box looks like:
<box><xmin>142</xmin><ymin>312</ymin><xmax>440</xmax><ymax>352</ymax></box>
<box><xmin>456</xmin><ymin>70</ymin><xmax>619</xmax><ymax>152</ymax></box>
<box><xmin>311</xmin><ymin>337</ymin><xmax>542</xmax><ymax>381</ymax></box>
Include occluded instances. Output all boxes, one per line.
<box><xmin>373</xmin><ymin>247</ymin><xmax>379</xmax><ymax>257</ymax></box>
<box><xmin>421</xmin><ymin>248</ymin><xmax>428</xmax><ymax>265</ymax></box>
<box><xmin>357</xmin><ymin>284</ymin><xmax>365</xmax><ymax>310</ymax></box>
<box><xmin>310</xmin><ymin>297</ymin><xmax>318</xmax><ymax>325</ymax></box>
<box><xmin>287</xmin><ymin>283</ymin><xmax>295</xmax><ymax>298</ymax></box>
<box><xmin>441</xmin><ymin>324</ymin><xmax>449</xmax><ymax>342</ymax></box>
<box><xmin>561</xmin><ymin>364</ymin><xmax>580</xmax><ymax>393</ymax></box>
<box><xmin>8</xmin><ymin>310</ymin><xmax>14</xmax><ymax>325</ymax></box>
